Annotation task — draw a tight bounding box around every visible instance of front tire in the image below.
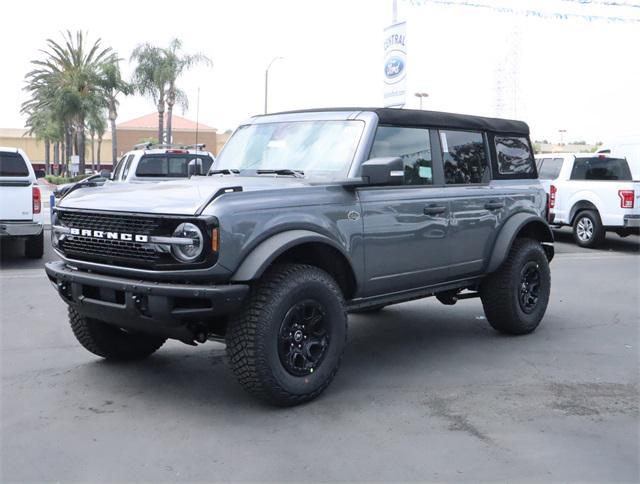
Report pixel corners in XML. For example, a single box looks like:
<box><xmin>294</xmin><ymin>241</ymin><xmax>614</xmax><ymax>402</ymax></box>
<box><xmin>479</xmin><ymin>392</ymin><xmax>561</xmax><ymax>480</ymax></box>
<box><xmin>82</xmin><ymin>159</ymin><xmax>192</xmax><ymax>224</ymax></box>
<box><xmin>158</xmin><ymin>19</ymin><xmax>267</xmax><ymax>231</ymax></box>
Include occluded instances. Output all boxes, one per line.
<box><xmin>69</xmin><ymin>308</ymin><xmax>166</xmax><ymax>361</ymax></box>
<box><xmin>226</xmin><ymin>264</ymin><xmax>347</xmax><ymax>406</ymax></box>
<box><xmin>25</xmin><ymin>231</ymin><xmax>44</xmax><ymax>259</ymax></box>
<box><xmin>480</xmin><ymin>238</ymin><xmax>551</xmax><ymax>335</ymax></box>
<box><xmin>572</xmin><ymin>210</ymin><xmax>605</xmax><ymax>248</ymax></box>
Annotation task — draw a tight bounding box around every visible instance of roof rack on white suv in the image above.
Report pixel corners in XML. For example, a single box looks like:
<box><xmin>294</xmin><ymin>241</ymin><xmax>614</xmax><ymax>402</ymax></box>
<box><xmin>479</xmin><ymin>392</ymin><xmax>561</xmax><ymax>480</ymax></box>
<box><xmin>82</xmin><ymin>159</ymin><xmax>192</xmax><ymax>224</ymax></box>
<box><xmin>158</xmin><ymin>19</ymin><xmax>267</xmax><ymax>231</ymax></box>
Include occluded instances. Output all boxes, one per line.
<box><xmin>133</xmin><ymin>142</ymin><xmax>207</xmax><ymax>151</ymax></box>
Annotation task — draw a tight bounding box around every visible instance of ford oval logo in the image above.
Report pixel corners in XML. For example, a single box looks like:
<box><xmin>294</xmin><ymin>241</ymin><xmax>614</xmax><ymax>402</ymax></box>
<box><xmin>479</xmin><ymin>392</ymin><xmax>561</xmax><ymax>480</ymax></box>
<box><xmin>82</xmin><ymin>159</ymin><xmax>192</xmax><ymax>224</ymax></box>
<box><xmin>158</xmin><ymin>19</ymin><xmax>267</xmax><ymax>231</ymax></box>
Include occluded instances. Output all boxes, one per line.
<box><xmin>385</xmin><ymin>56</ymin><xmax>405</xmax><ymax>79</ymax></box>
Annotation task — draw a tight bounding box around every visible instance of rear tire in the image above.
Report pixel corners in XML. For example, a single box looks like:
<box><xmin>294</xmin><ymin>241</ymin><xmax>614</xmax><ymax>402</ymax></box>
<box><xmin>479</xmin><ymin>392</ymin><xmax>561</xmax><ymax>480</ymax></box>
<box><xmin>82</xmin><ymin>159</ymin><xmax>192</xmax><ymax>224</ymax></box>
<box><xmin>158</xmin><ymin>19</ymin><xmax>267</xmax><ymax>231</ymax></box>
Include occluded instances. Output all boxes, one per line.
<box><xmin>25</xmin><ymin>231</ymin><xmax>44</xmax><ymax>259</ymax></box>
<box><xmin>69</xmin><ymin>308</ymin><xmax>166</xmax><ymax>361</ymax></box>
<box><xmin>226</xmin><ymin>264</ymin><xmax>347</xmax><ymax>406</ymax></box>
<box><xmin>572</xmin><ymin>210</ymin><xmax>605</xmax><ymax>248</ymax></box>
<box><xmin>480</xmin><ymin>238</ymin><xmax>550</xmax><ymax>335</ymax></box>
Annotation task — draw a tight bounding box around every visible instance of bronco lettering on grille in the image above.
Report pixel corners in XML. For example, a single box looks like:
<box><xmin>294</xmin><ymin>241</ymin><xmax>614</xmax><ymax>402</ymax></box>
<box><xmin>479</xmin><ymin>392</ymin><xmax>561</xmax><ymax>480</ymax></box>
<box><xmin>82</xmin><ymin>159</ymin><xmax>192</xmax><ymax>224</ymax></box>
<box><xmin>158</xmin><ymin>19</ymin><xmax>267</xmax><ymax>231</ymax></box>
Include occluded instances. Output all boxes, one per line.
<box><xmin>69</xmin><ymin>227</ymin><xmax>149</xmax><ymax>243</ymax></box>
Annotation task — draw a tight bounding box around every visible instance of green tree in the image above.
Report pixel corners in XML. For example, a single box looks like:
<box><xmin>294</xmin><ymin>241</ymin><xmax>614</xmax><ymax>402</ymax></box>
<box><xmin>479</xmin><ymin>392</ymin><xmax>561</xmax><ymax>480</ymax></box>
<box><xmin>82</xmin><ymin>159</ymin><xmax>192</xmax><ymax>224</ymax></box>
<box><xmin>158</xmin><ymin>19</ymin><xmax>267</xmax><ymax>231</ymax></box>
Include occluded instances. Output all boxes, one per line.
<box><xmin>23</xmin><ymin>107</ymin><xmax>63</xmax><ymax>174</ymax></box>
<box><xmin>130</xmin><ymin>39</ymin><xmax>211</xmax><ymax>143</ymax></box>
<box><xmin>98</xmin><ymin>58</ymin><xmax>132</xmax><ymax>164</ymax></box>
<box><xmin>162</xmin><ymin>39</ymin><xmax>211</xmax><ymax>143</ymax></box>
<box><xmin>130</xmin><ymin>44</ymin><xmax>169</xmax><ymax>143</ymax></box>
<box><xmin>22</xmin><ymin>31</ymin><xmax>113</xmax><ymax>174</ymax></box>
<box><xmin>87</xmin><ymin>108</ymin><xmax>106</xmax><ymax>171</ymax></box>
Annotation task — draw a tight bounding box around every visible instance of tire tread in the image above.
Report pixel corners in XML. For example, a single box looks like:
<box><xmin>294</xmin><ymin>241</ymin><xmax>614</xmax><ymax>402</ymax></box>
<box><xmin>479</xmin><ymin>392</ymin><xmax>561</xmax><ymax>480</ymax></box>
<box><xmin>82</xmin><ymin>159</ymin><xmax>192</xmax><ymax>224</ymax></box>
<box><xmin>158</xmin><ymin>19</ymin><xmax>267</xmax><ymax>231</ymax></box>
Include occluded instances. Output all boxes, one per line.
<box><xmin>226</xmin><ymin>264</ymin><xmax>347</xmax><ymax>406</ymax></box>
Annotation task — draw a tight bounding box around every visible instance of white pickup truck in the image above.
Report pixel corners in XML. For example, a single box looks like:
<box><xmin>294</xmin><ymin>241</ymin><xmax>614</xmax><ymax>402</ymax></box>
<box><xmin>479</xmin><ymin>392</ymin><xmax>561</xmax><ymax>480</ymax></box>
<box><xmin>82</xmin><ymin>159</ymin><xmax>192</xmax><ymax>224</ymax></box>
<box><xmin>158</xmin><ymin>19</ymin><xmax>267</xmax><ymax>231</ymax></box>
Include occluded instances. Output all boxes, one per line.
<box><xmin>0</xmin><ymin>147</ymin><xmax>44</xmax><ymax>258</ymax></box>
<box><xmin>535</xmin><ymin>153</ymin><xmax>640</xmax><ymax>248</ymax></box>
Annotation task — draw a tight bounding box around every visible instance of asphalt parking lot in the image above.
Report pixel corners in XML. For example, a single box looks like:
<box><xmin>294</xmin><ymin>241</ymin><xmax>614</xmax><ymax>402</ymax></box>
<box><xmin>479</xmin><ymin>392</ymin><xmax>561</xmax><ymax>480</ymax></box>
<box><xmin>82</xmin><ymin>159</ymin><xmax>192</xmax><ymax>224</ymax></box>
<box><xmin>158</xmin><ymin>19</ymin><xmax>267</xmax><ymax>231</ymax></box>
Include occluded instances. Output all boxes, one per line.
<box><xmin>1</xmin><ymin>229</ymin><xmax>638</xmax><ymax>482</ymax></box>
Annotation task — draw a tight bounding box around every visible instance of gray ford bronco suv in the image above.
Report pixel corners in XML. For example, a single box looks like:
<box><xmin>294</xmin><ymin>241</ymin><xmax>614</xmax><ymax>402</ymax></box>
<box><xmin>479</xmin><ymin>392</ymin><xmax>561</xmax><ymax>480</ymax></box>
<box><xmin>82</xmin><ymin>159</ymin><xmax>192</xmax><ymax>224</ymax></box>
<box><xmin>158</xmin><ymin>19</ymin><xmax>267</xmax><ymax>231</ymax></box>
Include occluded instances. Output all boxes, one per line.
<box><xmin>45</xmin><ymin>108</ymin><xmax>554</xmax><ymax>406</ymax></box>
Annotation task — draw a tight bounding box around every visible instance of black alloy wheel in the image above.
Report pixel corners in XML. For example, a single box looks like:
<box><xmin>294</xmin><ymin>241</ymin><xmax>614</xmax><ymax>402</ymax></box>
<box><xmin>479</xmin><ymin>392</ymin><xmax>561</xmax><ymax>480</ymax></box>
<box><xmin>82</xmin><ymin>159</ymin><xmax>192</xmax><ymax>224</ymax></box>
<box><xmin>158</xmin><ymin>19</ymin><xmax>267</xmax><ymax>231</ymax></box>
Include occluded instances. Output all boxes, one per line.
<box><xmin>518</xmin><ymin>261</ymin><xmax>541</xmax><ymax>314</ymax></box>
<box><xmin>278</xmin><ymin>299</ymin><xmax>330</xmax><ymax>376</ymax></box>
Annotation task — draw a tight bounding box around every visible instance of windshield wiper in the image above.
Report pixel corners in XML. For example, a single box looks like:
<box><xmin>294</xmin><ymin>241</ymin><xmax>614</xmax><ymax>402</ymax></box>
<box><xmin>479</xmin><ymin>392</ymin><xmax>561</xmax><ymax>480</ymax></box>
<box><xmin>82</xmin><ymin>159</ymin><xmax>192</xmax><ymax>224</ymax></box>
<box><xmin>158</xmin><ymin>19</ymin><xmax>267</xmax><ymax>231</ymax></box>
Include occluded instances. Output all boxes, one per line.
<box><xmin>256</xmin><ymin>169</ymin><xmax>305</xmax><ymax>178</ymax></box>
<box><xmin>209</xmin><ymin>169</ymin><xmax>240</xmax><ymax>176</ymax></box>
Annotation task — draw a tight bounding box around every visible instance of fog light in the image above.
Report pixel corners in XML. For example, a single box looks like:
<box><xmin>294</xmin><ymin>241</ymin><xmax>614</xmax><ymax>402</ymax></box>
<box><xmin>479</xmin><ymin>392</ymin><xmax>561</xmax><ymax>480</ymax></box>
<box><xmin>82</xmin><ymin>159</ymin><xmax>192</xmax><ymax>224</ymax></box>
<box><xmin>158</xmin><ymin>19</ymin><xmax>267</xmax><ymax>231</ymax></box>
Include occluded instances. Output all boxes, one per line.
<box><xmin>171</xmin><ymin>223</ymin><xmax>203</xmax><ymax>262</ymax></box>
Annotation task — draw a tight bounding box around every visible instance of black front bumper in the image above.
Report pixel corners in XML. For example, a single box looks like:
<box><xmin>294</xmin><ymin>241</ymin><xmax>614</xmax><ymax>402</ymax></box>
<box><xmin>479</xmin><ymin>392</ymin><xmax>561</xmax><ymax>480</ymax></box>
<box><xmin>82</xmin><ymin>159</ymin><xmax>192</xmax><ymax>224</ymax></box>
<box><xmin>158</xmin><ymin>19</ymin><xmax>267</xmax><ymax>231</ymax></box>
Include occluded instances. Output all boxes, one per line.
<box><xmin>45</xmin><ymin>261</ymin><xmax>249</xmax><ymax>342</ymax></box>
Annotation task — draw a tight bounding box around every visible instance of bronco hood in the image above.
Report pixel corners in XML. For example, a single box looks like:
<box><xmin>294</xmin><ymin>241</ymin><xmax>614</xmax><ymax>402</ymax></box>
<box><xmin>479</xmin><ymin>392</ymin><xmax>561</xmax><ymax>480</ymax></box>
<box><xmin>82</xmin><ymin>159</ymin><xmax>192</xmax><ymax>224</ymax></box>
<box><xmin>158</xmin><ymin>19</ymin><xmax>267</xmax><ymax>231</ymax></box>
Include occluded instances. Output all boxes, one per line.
<box><xmin>58</xmin><ymin>176</ymin><xmax>308</xmax><ymax>215</ymax></box>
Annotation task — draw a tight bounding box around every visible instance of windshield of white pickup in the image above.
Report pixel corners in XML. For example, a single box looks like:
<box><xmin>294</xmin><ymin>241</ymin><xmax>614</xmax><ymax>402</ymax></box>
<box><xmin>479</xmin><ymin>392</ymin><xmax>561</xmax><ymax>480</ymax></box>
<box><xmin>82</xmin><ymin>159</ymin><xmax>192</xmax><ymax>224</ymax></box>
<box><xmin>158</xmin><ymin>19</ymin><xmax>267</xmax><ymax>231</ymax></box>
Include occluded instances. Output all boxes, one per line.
<box><xmin>213</xmin><ymin>120</ymin><xmax>365</xmax><ymax>180</ymax></box>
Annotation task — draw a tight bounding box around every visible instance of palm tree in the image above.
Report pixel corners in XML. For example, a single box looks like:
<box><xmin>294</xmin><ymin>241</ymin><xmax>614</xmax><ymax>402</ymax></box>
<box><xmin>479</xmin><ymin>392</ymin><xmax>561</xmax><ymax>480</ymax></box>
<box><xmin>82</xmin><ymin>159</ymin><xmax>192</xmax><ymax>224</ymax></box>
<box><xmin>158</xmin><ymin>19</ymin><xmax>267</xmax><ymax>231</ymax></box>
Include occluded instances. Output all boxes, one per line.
<box><xmin>23</xmin><ymin>107</ymin><xmax>63</xmax><ymax>175</ymax></box>
<box><xmin>130</xmin><ymin>44</ymin><xmax>169</xmax><ymax>143</ymax></box>
<box><xmin>87</xmin><ymin>108</ymin><xmax>106</xmax><ymax>171</ymax></box>
<box><xmin>22</xmin><ymin>31</ymin><xmax>113</xmax><ymax>174</ymax></box>
<box><xmin>162</xmin><ymin>39</ymin><xmax>211</xmax><ymax>143</ymax></box>
<box><xmin>98</xmin><ymin>58</ymin><xmax>132</xmax><ymax>164</ymax></box>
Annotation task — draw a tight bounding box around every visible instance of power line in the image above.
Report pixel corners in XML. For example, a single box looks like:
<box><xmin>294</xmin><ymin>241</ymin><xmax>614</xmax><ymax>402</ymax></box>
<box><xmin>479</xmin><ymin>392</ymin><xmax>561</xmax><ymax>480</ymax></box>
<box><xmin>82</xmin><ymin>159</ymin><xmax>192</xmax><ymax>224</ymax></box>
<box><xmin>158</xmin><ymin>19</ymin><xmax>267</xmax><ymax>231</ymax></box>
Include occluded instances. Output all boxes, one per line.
<box><xmin>560</xmin><ymin>0</ymin><xmax>640</xmax><ymax>8</ymax></box>
<box><xmin>409</xmin><ymin>0</ymin><xmax>640</xmax><ymax>22</ymax></box>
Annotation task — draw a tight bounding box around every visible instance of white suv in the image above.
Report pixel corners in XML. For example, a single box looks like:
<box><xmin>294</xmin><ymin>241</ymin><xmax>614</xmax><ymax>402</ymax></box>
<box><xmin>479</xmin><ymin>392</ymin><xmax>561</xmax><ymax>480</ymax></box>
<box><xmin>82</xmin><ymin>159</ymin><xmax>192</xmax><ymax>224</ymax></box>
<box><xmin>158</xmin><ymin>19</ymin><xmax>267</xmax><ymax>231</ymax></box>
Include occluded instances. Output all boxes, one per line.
<box><xmin>110</xmin><ymin>143</ymin><xmax>215</xmax><ymax>183</ymax></box>
<box><xmin>0</xmin><ymin>147</ymin><xmax>44</xmax><ymax>258</ymax></box>
<box><xmin>536</xmin><ymin>153</ymin><xmax>639</xmax><ymax>248</ymax></box>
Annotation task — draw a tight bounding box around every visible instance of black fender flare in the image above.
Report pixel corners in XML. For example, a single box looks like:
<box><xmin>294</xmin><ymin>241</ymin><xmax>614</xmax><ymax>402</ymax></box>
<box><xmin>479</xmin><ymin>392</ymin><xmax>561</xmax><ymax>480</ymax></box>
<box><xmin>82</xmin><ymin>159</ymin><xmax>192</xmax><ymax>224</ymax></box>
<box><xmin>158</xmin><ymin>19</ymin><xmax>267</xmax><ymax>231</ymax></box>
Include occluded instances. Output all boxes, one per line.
<box><xmin>230</xmin><ymin>229</ymin><xmax>353</xmax><ymax>282</ymax></box>
<box><xmin>486</xmin><ymin>214</ymin><xmax>554</xmax><ymax>273</ymax></box>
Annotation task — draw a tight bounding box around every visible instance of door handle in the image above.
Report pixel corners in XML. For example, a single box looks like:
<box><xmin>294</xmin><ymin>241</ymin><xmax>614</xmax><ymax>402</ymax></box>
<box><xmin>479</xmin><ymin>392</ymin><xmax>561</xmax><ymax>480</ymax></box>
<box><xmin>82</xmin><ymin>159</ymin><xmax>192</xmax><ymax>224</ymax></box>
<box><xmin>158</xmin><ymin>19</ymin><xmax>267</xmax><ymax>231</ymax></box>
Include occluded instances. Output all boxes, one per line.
<box><xmin>484</xmin><ymin>201</ymin><xmax>505</xmax><ymax>210</ymax></box>
<box><xmin>423</xmin><ymin>204</ymin><xmax>447</xmax><ymax>215</ymax></box>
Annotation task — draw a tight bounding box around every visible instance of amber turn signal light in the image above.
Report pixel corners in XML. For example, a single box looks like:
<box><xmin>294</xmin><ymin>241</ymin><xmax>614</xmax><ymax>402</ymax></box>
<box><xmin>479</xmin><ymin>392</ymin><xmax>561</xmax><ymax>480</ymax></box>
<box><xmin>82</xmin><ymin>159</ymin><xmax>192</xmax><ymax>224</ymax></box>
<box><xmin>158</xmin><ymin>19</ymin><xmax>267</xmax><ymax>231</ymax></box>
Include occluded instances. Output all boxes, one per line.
<box><xmin>211</xmin><ymin>227</ymin><xmax>219</xmax><ymax>252</ymax></box>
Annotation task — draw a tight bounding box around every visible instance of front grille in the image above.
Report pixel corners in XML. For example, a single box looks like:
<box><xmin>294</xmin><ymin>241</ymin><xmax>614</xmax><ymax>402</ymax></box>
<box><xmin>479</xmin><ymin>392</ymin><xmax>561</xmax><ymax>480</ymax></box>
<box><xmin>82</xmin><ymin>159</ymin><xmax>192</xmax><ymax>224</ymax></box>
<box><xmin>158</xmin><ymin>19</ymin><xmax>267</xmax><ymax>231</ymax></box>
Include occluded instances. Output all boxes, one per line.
<box><xmin>57</xmin><ymin>210</ymin><xmax>163</xmax><ymax>267</ymax></box>
<box><xmin>60</xmin><ymin>236</ymin><xmax>159</xmax><ymax>262</ymax></box>
<box><xmin>58</xmin><ymin>211</ymin><xmax>162</xmax><ymax>234</ymax></box>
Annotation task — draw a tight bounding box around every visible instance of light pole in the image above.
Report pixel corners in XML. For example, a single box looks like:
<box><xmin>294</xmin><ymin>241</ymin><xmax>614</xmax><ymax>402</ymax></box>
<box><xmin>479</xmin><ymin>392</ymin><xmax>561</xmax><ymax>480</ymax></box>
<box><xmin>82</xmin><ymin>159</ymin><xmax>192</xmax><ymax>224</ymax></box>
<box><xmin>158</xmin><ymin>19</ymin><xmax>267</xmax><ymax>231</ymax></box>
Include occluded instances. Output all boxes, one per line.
<box><xmin>414</xmin><ymin>92</ymin><xmax>429</xmax><ymax>110</ymax></box>
<box><xmin>264</xmin><ymin>56</ymin><xmax>284</xmax><ymax>114</ymax></box>
<box><xmin>558</xmin><ymin>129</ymin><xmax>567</xmax><ymax>145</ymax></box>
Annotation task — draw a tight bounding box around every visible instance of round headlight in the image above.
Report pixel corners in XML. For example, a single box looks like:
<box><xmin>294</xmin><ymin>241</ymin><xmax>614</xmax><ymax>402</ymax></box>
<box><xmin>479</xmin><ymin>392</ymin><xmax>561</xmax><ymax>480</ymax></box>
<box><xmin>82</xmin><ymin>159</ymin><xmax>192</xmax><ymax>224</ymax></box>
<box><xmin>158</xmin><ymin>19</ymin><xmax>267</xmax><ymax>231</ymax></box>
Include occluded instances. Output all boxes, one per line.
<box><xmin>171</xmin><ymin>223</ymin><xmax>203</xmax><ymax>262</ymax></box>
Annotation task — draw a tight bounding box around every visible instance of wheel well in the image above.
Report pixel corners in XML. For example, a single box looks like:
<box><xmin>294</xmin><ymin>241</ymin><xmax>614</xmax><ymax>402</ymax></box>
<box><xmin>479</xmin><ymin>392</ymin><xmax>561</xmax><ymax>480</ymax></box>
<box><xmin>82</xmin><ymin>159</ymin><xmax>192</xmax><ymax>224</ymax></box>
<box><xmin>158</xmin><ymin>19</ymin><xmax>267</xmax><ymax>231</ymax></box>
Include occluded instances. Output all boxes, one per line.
<box><xmin>271</xmin><ymin>242</ymin><xmax>357</xmax><ymax>299</ymax></box>
<box><xmin>515</xmin><ymin>220</ymin><xmax>554</xmax><ymax>261</ymax></box>
<box><xmin>516</xmin><ymin>220</ymin><xmax>553</xmax><ymax>243</ymax></box>
<box><xmin>569</xmin><ymin>200</ymin><xmax>598</xmax><ymax>224</ymax></box>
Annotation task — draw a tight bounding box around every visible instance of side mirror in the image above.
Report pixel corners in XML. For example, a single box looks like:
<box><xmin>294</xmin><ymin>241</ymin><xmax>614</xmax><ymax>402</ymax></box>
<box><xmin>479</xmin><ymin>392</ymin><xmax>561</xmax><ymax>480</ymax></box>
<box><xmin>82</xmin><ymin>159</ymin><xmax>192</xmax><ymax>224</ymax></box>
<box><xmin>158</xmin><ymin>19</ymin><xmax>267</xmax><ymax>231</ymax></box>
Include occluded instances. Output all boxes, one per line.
<box><xmin>99</xmin><ymin>169</ymin><xmax>111</xmax><ymax>179</ymax></box>
<box><xmin>188</xmin><ymin>158</ymin><xmax>203</xmax><ymax>177</ymax></box>
<box><xmin>360</xmin><ymin>157</ymin><xmax>404</xmax><ymax>185</ymax></box>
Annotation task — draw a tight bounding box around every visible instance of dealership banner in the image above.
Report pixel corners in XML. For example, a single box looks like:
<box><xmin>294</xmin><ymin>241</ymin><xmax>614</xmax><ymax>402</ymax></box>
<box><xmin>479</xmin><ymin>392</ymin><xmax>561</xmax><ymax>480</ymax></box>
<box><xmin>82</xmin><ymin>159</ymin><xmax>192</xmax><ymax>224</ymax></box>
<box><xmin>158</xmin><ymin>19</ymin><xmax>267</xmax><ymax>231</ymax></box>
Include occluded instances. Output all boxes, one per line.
<box><xmin>383</xmin><ymin>21</ymin><xmax>407</xmax><ymax>108</ymax></box>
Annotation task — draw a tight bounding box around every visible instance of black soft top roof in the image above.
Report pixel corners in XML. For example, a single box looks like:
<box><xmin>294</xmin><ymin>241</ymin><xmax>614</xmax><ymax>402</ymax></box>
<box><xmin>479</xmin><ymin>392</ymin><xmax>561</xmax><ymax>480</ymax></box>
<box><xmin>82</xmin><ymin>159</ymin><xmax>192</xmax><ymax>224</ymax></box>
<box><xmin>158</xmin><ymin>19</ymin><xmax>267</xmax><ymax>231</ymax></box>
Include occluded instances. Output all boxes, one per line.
<box><xmin>268</xmin><ymin>107</ymin><xmax>530</xmax><ymax>136</ymax></box>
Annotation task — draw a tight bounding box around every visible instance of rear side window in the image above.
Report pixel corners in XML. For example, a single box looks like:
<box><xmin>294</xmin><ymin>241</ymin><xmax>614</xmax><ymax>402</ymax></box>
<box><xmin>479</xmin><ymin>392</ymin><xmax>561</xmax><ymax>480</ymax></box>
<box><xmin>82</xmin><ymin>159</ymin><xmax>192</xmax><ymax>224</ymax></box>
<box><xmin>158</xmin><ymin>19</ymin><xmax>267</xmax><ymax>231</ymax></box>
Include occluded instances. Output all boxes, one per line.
<box><xmin>538</xmin><ymin>158</ymin><xmax>563</xmax><ymax>180</ymax></box>
<box><xmin>113</xmin><ymin>156</ymin><xmax>127</xmax><ymax>180</ymax></box>
<box><xmin>370</xmin><ymin>126</ymin><xmax>433</xmax><ymax>185</ymax></box>
<box><xmin>121</xmin><ymin>154</ymin><xmax>135</xmax><ymax>179</ymax></box>
<box><xmin>570</xmin><ymin>157</ymin><xmax>631</xmax><ymax>181</ymax></box>
<box><xmin>0</xmin><ymin>152</ymin><xmax>29</xmax><ymax>177</ymax></box>
<box><xmin>440</xmin><ymin>130</ymin><xmax>489</xmax><ymax>184</ymax></box>
<box><xmin>136</xmin><ymin>155</ymin><xmax>214</xmax><ymax>177</ymax></box>
<box><xmin>494</xmin><ymin>136</ymin><xmax>535</xmax><ymax>176</ymax></box>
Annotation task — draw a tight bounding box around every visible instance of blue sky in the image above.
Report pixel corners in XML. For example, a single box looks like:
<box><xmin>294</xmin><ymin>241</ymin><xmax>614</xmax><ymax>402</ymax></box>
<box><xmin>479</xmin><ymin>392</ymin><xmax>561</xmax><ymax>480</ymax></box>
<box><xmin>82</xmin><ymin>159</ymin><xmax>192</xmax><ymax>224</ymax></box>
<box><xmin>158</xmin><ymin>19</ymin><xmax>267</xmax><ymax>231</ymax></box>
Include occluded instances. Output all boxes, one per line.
<box><xmin>1</xmin><ymin>0</ymin><xmax>639</xmax><ymax>144</ymax></box>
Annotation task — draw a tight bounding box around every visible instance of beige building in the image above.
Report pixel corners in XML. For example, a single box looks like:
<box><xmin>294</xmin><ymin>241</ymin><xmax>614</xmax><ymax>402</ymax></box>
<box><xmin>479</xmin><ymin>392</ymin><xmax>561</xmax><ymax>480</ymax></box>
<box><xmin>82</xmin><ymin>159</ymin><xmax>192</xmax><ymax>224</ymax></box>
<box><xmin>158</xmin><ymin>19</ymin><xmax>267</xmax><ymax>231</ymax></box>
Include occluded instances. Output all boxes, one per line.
<box><xmin>116</xmin><ymin>113</ymin><xmax>228</xmax><ymax>158</ymax></box>
<box><xmin>0</xmin><ymin>113</ymin><xmax>230</xmax><ymax>171</ymax></box>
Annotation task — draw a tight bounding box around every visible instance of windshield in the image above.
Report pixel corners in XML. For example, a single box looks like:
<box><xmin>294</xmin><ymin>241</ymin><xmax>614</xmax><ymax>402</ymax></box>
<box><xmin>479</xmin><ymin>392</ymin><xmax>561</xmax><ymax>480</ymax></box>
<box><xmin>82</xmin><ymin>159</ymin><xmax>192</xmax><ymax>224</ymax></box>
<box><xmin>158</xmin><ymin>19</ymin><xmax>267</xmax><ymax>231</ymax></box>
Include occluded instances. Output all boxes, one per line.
<box><xmin>136</xmin><ymin>154</ymin><xmax>214</xmax><ymax>178</ymax></box>
<box><xmin>212</xmin><ymin>120</ymin><xmax>365</xmax><ymax>180</ymax></box>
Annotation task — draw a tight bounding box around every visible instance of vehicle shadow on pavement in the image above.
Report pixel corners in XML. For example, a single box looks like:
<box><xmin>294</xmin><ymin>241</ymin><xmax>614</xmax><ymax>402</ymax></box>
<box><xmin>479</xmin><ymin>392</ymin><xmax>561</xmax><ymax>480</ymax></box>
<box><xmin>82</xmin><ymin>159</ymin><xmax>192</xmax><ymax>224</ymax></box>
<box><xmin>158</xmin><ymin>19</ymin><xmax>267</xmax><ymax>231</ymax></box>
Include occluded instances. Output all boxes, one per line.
<box><xmin>74</xmin><ymin>299</ymin><xmax>518</xmax><ymax>411</ymax></box>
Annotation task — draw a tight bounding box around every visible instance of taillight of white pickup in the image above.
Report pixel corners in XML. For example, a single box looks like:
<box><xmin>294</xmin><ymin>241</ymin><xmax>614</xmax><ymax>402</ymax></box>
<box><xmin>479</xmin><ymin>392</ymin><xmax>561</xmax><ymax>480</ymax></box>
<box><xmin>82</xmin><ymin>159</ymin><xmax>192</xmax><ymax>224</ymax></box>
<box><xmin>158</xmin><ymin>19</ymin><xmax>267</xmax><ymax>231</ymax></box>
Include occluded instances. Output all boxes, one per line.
<box><xmin>32</xmin><ymin>186</ymin><xmax>41</xmax><ymax>214</ymax></box>
<box><xmin>549</xmin><ymin>185</ymin><xmax>557</xmax><ymax>209</ymax></box>
<box><xmin>618</xmin><ymin>190</ymin><xmax>634</xmax><ymax>209</ymax></box>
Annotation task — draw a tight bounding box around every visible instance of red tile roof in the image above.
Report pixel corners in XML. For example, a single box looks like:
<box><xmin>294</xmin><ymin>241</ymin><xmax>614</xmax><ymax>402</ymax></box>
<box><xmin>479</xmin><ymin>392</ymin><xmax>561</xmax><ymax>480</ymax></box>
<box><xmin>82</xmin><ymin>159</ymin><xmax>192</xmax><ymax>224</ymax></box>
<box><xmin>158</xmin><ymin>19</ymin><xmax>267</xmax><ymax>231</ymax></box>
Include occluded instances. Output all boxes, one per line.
<box><xmin>118</xmin><ymin>113</ymin><xmax>214</xmax><ymax>130</ymax></box>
